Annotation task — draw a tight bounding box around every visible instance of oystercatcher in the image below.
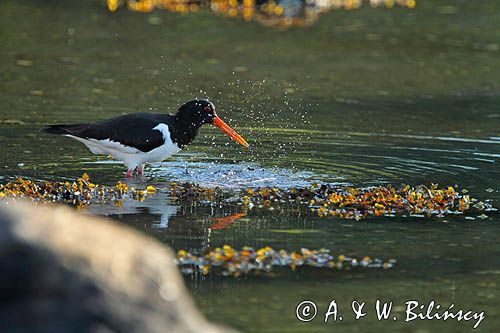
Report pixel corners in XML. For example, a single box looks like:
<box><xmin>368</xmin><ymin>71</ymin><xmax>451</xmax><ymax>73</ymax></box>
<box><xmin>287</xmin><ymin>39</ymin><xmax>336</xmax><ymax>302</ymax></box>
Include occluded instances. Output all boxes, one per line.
<box><xmin>43</xmin><ymin>100</ymin><xmax>249</xmax><ymax>177</ymax></box>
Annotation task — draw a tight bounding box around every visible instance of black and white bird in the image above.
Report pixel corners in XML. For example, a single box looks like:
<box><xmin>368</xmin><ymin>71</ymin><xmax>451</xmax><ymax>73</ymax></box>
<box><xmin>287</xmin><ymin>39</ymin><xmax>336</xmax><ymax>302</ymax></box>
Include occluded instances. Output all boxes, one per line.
<box><xmin>43</xmin><ymin>100</ymin><xmax>249</xmax><ymax>177</ymax></box>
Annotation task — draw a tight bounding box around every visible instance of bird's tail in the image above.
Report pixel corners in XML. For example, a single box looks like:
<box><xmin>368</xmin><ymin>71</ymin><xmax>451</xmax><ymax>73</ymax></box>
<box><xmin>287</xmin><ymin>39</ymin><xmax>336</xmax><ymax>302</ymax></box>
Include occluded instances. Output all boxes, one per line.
<box><xmin>42</xmin><ymin>124</ymin><xmax>89</xmax><ymax>135</ymax></box>
<box><xmin>42</xmin><ymin>124</ymin><xmax>72</xmax><ymax>135</ymax></box>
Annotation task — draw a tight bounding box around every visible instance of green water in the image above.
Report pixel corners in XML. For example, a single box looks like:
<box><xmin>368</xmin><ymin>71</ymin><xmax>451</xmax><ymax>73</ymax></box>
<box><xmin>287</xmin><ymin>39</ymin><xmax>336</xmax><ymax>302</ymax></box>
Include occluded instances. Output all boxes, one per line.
<box><xmin>1</xmin><ymin>0</ymin><xmax>500</xmax><ymax>332</ymax></box>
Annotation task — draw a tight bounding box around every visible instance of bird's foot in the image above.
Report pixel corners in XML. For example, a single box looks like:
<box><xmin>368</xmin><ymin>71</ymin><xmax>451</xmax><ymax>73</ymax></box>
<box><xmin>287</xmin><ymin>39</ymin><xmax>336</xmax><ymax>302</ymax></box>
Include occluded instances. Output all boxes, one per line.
<box><xmin>125</xmin><ymin>169</ymin><xmax>134</xmax><ymax>178</ymax></box>
<box><xmin>137</xmin><ymin>165</ymin><xmax>144</xmax><ymax>176</ymax></box>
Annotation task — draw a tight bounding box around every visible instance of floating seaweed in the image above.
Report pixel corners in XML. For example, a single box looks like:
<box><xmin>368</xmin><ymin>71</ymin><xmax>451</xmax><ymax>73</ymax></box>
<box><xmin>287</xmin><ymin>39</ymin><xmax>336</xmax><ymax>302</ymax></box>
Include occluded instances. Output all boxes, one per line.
<box><xmin>106</xmin><ymin>0</ymin><xmax>416</xmax><ymax>28</ymax></box>
<box><xmin>170</xmin><ymin>182</ymin><xmax>495</xmax><ymax>220</ymax></box>
<box><xmin>0</xmin><ymin>174</ymin><xmax>494</xmax><ymax>220</ymax></box>
<box><xmin>0</xmin><ymin>174</ymin><xmax>156</xmax><ymax>207</ymax></box>
<box><xmin>177</xmin><ymin>245</ymin><xmax>395</xmax><ymax>276</ymax></box>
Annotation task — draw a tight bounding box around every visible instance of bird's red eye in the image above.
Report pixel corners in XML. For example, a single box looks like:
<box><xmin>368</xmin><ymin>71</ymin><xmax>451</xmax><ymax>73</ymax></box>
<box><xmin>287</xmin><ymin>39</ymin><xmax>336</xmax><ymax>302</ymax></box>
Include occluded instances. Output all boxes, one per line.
<box><xmin>204</xmin><ymin>106</ymin><xmax>211</xmax><ymax>112</ymax></box>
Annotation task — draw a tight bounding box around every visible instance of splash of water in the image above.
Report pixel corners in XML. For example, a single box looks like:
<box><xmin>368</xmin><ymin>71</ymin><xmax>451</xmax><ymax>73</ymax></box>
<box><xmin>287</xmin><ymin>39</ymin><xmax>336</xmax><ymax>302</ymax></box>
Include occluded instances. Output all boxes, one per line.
<box><xmin>147</xmin><ymin>160</ymin><xmax>335</xmax><ymax>188</ymax></box>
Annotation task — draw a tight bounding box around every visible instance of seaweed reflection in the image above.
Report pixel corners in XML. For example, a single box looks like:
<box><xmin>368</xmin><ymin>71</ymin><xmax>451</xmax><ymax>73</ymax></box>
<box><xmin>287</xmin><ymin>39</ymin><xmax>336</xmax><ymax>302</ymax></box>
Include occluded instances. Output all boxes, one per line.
<box><xmin>107</xmin><ymin>0</ymin><xmax>416</xmax><ymax>27</ymax></box>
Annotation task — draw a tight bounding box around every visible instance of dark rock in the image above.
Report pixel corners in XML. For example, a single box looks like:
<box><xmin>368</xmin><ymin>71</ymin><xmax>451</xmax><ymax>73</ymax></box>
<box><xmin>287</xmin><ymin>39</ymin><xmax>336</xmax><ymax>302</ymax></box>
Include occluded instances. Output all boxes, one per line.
<box><xmin>0</xmin><ymin>202</ymin><xmax>234</xmax><ymax>333</ymax></box>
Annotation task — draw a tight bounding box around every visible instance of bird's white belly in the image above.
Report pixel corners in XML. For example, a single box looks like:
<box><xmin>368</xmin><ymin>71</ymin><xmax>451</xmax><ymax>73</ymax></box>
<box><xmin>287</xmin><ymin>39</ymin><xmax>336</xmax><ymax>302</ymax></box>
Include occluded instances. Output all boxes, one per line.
<box><xmin>138</xmin><ymin>141</ymin><xmax>181</xmax><ymax>164</ymax></box>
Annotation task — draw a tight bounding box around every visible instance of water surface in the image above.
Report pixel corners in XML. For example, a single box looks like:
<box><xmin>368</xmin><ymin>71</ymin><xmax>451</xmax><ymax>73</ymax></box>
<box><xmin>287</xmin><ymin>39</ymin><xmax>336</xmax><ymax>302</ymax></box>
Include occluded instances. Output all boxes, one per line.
<box><xmin>1</xmin><ymin>1</ymin><xmax>500</xmax><ymax>332</ymax></box>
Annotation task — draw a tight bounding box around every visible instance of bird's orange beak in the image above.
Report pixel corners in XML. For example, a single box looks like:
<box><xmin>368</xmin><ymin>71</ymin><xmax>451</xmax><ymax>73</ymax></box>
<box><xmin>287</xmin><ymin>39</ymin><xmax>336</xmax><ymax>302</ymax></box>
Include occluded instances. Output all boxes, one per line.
<box><xmin>212</xmin><ymin>116</ymin><xmax>249</xmax><ymax>148</ymax></box>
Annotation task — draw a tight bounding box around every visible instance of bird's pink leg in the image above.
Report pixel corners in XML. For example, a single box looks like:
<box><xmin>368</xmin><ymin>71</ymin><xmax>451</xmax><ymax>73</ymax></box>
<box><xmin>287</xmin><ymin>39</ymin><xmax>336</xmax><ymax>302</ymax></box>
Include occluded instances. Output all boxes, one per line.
<box><xmin>126</xmin><ymin>168</ymin><xmax>134</xmax><ymax>178</ymax></box>
<box><xmin>137</xmin><ymin>164</ymin><xmax>144</xmax><ymax>176</ymax></box>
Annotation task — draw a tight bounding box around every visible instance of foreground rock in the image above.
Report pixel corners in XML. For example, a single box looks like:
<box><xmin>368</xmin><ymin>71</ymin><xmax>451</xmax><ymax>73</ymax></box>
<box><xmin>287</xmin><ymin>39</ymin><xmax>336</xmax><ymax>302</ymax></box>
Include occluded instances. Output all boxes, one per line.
<box><xmin>0</xmin><ymin>202</ymin><xmax>234</xmax><ymax>333</ymax></box>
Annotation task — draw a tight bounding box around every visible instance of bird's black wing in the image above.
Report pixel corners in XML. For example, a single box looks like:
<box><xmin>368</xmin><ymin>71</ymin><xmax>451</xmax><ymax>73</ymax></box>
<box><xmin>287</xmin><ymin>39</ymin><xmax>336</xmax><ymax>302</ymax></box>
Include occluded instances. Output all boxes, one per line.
<box><xmin>43</xmin><ymin>113</ymin><xmax>173</xmax><ymax>152</ymax></box>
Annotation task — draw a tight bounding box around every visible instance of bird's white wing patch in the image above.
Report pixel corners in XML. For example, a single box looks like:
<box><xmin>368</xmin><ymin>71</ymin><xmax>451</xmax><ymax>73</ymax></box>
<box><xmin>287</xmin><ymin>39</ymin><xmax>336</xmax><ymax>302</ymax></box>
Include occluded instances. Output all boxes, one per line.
<box><xmin>153</xmin><ymin>123</ymin><xmax>171</xmax><ymax>140</ymax></box>
<box><xmin>147</xmin><ymin>123</ymin><xmax>181</xmax><ymax>162</ymax></box>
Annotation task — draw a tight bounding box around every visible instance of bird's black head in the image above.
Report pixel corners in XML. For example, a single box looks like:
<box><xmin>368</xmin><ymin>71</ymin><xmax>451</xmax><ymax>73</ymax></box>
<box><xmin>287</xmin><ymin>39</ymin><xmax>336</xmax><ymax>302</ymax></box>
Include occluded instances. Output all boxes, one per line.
<box><xmin>175</xmin><ymin>99</ymin><xmax>217</xmax><ymax>127</ymax></box>
<box><xmin>174</xmin><ymin>99</ymin><xmax>249</xmax><ymax>148</ymax></box>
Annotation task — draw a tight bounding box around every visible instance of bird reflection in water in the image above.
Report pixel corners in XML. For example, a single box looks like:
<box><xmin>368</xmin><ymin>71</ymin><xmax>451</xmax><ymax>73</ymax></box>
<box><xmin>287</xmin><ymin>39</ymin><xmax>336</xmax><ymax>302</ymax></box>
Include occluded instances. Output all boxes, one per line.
<box><xmin>83</xmin><ymin>190</ymin><xmax>247</xmax><ymax>252</ymax></box>
<box><xmin>209</xmin><ymin>212</ymin><xmax>247</xmax><ymax>230</ymax></box>
<box><xmin>84</xmin><ymin>194</ymin><xmax>179</xmax><ymax>228</ymax></box>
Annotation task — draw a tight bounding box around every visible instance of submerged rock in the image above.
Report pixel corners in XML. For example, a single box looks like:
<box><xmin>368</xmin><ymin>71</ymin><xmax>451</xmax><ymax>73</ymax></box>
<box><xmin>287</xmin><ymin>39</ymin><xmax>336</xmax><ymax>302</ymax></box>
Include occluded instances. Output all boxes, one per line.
<box><xmin>0</xmin><ymin>202</ymin><xmax>234</xmax><ymax>333</ymax></box>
